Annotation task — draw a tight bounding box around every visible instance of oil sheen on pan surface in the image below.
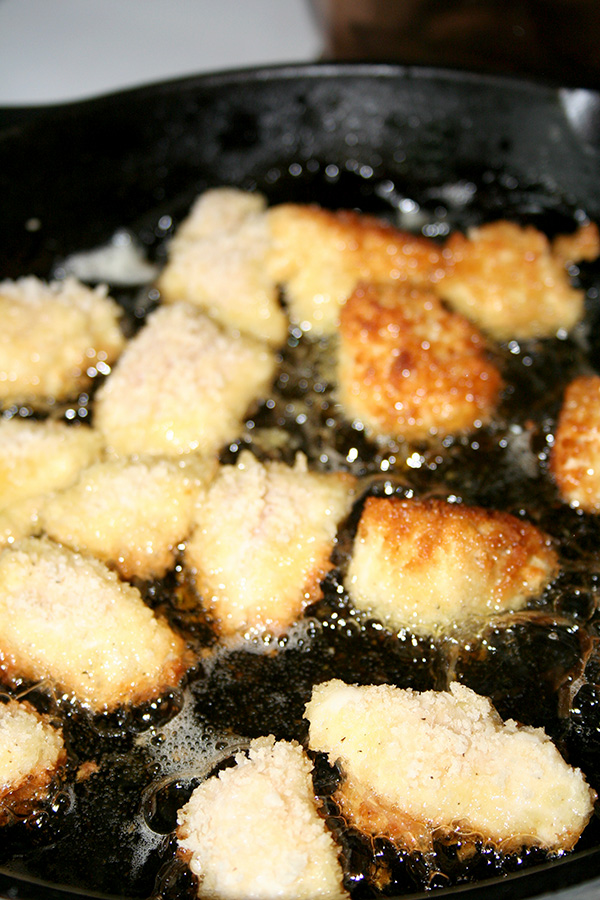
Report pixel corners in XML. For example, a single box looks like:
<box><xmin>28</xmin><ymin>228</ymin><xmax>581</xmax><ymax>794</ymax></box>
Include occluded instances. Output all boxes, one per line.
<box><xmin>0</xmin><ymin>64</ymin><xmax>600</xmax><ymax>900</ymax></box>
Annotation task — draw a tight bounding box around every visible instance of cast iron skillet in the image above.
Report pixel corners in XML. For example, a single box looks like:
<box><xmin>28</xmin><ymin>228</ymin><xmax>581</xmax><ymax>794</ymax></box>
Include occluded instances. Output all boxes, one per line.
<box><xmin>1</xmin><ymin>63</ymin><xmax>600</xmax><ymax>900</ymax></box>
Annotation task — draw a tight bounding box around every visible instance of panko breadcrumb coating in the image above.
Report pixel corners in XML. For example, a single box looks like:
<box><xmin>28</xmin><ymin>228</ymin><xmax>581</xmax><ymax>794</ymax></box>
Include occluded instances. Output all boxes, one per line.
<box><xmin>40</xmin><ymin>455</ymin><xmax>216</xmax><ymax>580</ymax></box>
<box><xmin>551</xmin><ymin>375</ymin><xmax>600</xmax><ymax>513</ymax></box>
<box><xmin>438</xmin><ymin>221</ymin><xmax>592</xmax><ymax>340</ymax></box>
<box><xmin>0</xmin><ymin>537</ymin><xmax>193</xmax><ymax>712</ymax></box>
<box><xmin>0</xmin><ymin>698</ymin><xmax>66</xmax><ymax>826</ymax></box>
<box><xmin>0</xmin><ymin>276</ymin><xmax>124</xmax><ymax>407</ymax></box>
<box><xmin>346</xmin><ymin>497</ymin><xmax>558</xmax><ymax>636</ymax></box>
<box><xmin>176</xmin><ymin>736</ymin><xmax>346</xmax><ymax>900</ymax></box>
<box><xmin>0</xmin><ymin>419</ymin><xmax>103</xmax><ymax>548</ymax></box>
<box><xmin>157</xmin><ymin>188</ymin><xmax>287</xmax><ymax>346</ymax></box>
<box><xmin>185</xmin><ymin>451</ymin><xmax>355</xmax><ymax>636</ymax></box>
<box><xmin>267</xmin><ymin>203</ymin><xmax>443</xmax><ymax>335</ymax></box>
<box><xmin>337</xmin><ymin>281</ymin><xmax>502</xmax><ymax>442</ymax></box>
<box><xmin>94</xmin><ymin>302</ymin><xmax>276</xmax><ymax>457</ymax></box>
<box><xmin>306</xmin><ymin>680</ymin><xmax>595</xmax><ymax>853</ymax></box>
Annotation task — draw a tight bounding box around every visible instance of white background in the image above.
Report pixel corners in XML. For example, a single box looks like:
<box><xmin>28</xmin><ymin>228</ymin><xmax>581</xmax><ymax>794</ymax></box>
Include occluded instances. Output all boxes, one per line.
<box><xmin>0</xmin><ymin>0</ymin><xmax>322</xmax><ymax>105</ymax></box>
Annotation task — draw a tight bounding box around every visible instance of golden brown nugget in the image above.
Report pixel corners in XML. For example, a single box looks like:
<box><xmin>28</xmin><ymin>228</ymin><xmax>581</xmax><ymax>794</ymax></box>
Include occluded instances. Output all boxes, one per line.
<box><xmin>157</xmin><ymin>188</ymin><xmax>287</xmax><ymax>346</ymax></box>
<box><xmin>306</xmin><ymin>680</ymin><xmax>595</xmax><ymax>853</ymax></box>
<box><xmin>0</xmin><ymin>419</ymin><xmax>103</xmax><ymax>547</ymax></box>
<box><xmin>0</xmin><ymin>276</ymin><xmax>124</xmax><ymax>407</ymax></box>
<box><xmin>0</xmin><ymin>538</ymin><xmax>192</xmax><ymax>712</ymax></box>
<box><xmin>267</xmin><ymin>203</ymin><xmax>443</xmax><ymax>335</ymax></box>
<box><xmin>438</xmin><ymin>221</ymin><xmax>588</xmax><ymax>340</ymax></box>
<box><xmin>40</xmin><ymin>455</ymin><xmax>216</xmax><ymax>580</ymax></box>
<box><xmin>185</xmin><ymin>451</ymin><xmax>355</xmax><ymax>636</ymax></box>
<box><xmin>551</xmin><ymin>375</ymin><xmax>600</xmax><ymax>513</ymax></box>
<box><xmin>177</xmin><ymin>736</ymin><xmax>346</xmax><ymax>900</ymax></box>
<box><xmin>346</xmin><ymin>497</ymin><xmax>558</xmax><ymax>636</ymax></box>
<box><xmin>94</xmin><ymin>302</ymin><xmax>276</xmax><ymax>457</ymax></box>
<box><xmin>0</xmin><ymin>698</ymin><xmax>66</xmax><ymax>826</ymax></box>
<box><xmin>337</xmin><ymin>282</ymin><xmax>502</xmax><ymax>442</ymax></box>
<box><xmin>552</xmin><ymin>221</ymin><xmax>600</xmax><ymax>267</ymax></box>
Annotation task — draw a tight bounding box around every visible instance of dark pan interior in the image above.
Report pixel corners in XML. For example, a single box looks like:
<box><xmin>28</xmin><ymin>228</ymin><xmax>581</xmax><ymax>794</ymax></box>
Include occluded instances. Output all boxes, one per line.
<box><xmin>1</xmin><ymin>63</ymin><xmax>600</xmax><ymax>900</ymax></box>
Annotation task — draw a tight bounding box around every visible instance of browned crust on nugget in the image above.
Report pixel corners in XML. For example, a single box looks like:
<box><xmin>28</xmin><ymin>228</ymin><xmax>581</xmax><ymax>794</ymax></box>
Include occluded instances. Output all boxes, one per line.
<box><xmin>438</xmin><ymin>221</ymin><xmax>586</xmax><ymax>340</ymax></box>
<box><xmin>0</xmin><ymin>699</ymin><xmax>67</xmax><ymax>826</ymax></box>
<box><xmin>551</xmin><ymin>375</ymin><xmax>600</xmax><ymax>513</ymax></box>
<box><xmin>337</xmin><ymin>281</ymin><xmax>502</xmax><ymax>442</ymax></box>
<box><xmin>346</xmin><ymin>496</ymin><xmax>558</xmax><ymax>636</ymax></box>
<box><xmin>267</xmin><ymin>204</ymin><xmax>443</xmax><ymax>334</ymax></box>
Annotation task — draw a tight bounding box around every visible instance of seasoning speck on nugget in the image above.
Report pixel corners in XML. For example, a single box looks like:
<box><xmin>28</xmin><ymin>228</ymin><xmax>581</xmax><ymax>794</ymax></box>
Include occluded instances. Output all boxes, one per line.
<box><xmin>0</xmin><ymin>698</ymin><xmax>66</xmax><ymax>826</ymax></box>
<box><xmin>337</xmin><ymin>282</ymin><xmax>502</xmax><ymax>442</ymax></box>
<box><xmin>306</xmin><ymin>680</ymin><xmax>595</xmax><ymax>853</ymax></box>
<box><xmin>0</xmin><ymin>276</ymin><xmax>124</xmax><ymax>408</ymax></box>
<box><xmin>94</xmin><ymin>302</ymin><xmax>276</xmax><ymax>457</ymax></box>
<box><xmin>177</xmin><ymin>736</ymin><xmax>346</xmax><ymax>900</ymax></box>
<box><xmin>346</xmin><ymin>497</ymin><xmax>558</xmax><ymax>636</ymax></box>
<box><xmin>551</xmin><ymin>375</ymin><xmax>600</xmax><ymax>513</ymax></box>
<box><xmin>0</xmin><ymin>538</ymin><xmax>193</xmax><ymax>712</ymax></box>
<box><xmin>185</xmin><ymin>451</ymin><xmax>355</xmax><ymax>636</ymax></box>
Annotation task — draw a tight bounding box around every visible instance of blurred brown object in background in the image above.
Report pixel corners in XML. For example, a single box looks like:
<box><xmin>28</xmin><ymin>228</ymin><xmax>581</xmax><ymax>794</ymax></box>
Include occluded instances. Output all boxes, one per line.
<box><xmin>310</xmin><ymin>0</ymin><xmax>600</xmax><ymax>86</ymax></box>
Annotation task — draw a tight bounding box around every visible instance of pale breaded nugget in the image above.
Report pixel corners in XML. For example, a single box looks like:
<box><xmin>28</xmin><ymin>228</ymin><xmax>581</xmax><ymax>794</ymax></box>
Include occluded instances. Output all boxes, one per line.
<box><xmin>185</xmin><ymin>451</ymin><xmax>355</xmax><ymax>636</ymax></box>
<box><xmin>267</xmin><ymin>203</ymin><xmax>443</xmax><ymax>335</ymax></box>
<box><xmin>0</xmin><ymin>419</ymin><xmax>103</xmax><ymax>548</ymax></box>
<box><xmin>40</xmin><ymin>455</ymin><xmax>216</xmax><ymax>580</ymax></box>
<box><xmin>551</xmin><ymin>375</ymin><xmax>600</xmax><ymax>513</ymax></box>
<box><xmin>177</xmin><ymin>735</ymin><xmax>346</xmax><ymax>900</ymax></box>
<box><xmin>0</xmin><ymin>698</ymin><xmax>66</xmax><ymax>826</ymax></box>
<box><xmin>346</xmin><ymin>497</ymin><xmax>558</xmax><ymax>636</ymax></box>
<box><xmin>94</xmin><ymin>302</ymin><xmax>276</xmax><ymax>457</ymax></box>
<box><xmin>0</xmin><ymin>276</ymin><xmax>125</xmax><ymax>407</ymax></box>
<box><xmin>0</xmin><ymin>537</ymin><xmax>192</xmax><ymax>712</ymax></box>
<box><xmin>306</xmin><ymin>680</ymin><xmax>595</xmax><ymax>853</ymax></box>
<box><xmin>438</xmin><ymin>221</ymin><xmax>589</xmax><ymax>340</ymax></box>
<box><xmin>157</xmin><ymin>188</ymin><xmax>287</xmax><ymax>346</ymax></box>
<box><xmin>337</xmin><ymin>282</ymin><xmax>502</xmax><ymax>443</ymax></box>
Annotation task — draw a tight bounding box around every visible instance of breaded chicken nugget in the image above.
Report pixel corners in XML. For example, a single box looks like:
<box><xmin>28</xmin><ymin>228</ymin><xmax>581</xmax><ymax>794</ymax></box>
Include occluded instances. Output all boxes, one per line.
<box><xmin>94</xmin><ymin>302</ymin><xmax>276</xmax><ymax>457</ymax></box>
<box><xmin>0</xmin><ymin>537</ymin><xmax>192</xmax><ymax>712</ymax></box>
<box><xmin>157</xmin><ymin>188</ymin><xmax>287</xmax><ymax>346</ymax></box>
<box><xmin>306</xmin><ymin>680</ymin><xmax>595</xmax><ymax>853</ymax></box>
<box><xmin>0</xmin><ymin>419</ymin><xmax>103</xmax><ymax>547</ymax></box>
<box><xmin>552</xmin><ymin>221</ymin><xmax>600</xmax><ymax>267</ymax></box>
<box><xmin>40</xmin><ymin>455</ymin><xmax>216</xmax><ymax>580</ymax></box>
<box><xmin>176</xmin><ymin>736</ymin><xmax>346</xmax><ymax>900</ymax></box>
<box><xmin>337</xmin><ymin>282</ymin><xmax>502</xmax><ymax>442</ymax></box>
<box><xmin>346</xmin><ymin>497</ymin><xmax>558</xmax><ymax>636</ymax></box>
<box><xmin>267</xmin><ymin>204</ymin><xmax>443</xmax><ymax>335</ymax></box>
<box><xmin>0</xmin><ymin>698</ymin><xmax>66</xmax><ymax>826</ymax></box>
<box><xmin>551</xmin><ymin>375</ymin><xmax>600</xmax><ymax>513</ymax></box>
<box><xmin>438</xmin><ymin>221</ymin><xmax>589</xmax><ymax>340</ymax></box>
<box><xmin>0</xmin><ymin>276</ymin><xmax>124</xmax><ymax>407</ymax></box>
<box><xmin>185</xmin><ymin>451</ymin><xmax>355</xmax><ymax>636</ymax></box>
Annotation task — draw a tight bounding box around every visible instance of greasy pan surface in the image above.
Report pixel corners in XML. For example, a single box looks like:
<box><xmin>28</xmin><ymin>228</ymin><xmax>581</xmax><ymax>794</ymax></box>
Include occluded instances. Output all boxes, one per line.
<box><xmin>1</xmin><ymin>63</ymin><xmax>600</xmax><ymax>900</ymax></box>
